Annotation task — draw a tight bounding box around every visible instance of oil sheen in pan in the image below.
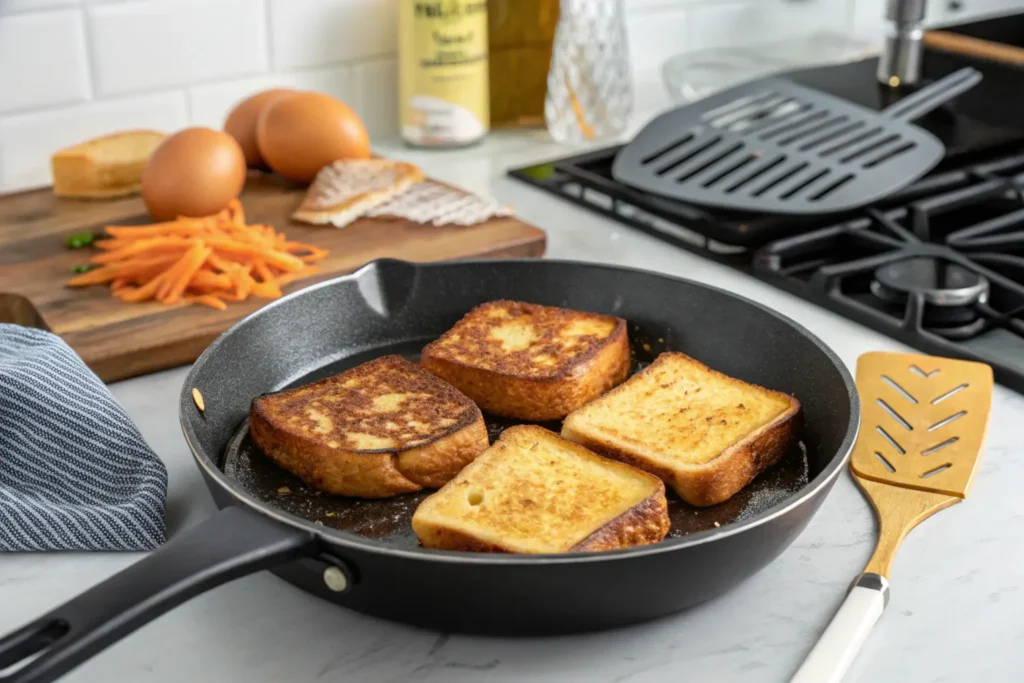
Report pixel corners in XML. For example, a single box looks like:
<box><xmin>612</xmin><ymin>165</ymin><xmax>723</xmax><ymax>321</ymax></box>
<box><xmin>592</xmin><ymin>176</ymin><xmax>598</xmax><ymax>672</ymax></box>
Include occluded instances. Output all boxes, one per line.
<box><xmin>222</xmin><ymin>326</ymin><xmax>811</xmax><ymax>549</ymax></box>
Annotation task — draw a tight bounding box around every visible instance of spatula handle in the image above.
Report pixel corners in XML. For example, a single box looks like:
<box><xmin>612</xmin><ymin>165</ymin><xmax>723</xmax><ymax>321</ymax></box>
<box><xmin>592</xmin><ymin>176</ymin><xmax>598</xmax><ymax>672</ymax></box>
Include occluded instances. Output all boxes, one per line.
<box><xmin>881</xmin><ymin>66</ymin><xmax>981</xmax><ymax>121</ymax></box>
<box><xmin>790</xmin><ymin>573</ymin><xmax>889</xmax><ymax>683</ymax></box>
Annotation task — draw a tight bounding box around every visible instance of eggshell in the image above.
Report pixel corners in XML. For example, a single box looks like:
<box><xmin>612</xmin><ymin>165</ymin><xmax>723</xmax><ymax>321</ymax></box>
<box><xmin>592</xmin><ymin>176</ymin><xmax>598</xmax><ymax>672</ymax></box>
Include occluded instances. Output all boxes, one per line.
<box><xmin>224</xmin><ymin>88</ymin><xmax>294</xmax><ymax>167</ymax></box>
<box><xmin>256</xmin><ymin>92</ymin><xmax>371</xmax><ymax>183</ymax></box>
<box><xmin>141</xmin><ymin>127</ymin><xmax>247</xmax><ymax>221</ymax></box>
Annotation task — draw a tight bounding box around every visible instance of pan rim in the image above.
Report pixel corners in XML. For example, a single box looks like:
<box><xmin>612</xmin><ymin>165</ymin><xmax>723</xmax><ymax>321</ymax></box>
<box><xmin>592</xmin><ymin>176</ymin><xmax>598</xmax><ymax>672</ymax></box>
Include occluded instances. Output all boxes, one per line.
<box><xmin>179</xmin><ymin>257</ymin><xmax>861</xmax><ymax>565</ymax></box>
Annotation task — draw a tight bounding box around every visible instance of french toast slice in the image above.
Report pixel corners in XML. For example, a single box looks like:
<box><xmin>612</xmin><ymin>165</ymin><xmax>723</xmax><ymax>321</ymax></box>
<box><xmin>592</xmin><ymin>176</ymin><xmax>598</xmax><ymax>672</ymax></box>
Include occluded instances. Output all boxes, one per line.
<box><xmin>412</xmin><ymin>425</ymin><xmax>670</xmax><ymax>553</ymax></box>
<box><xmin>420</xmin><ymin>301</ymin><xmax>630</xmax><ymax>421</ymax></box>
<box><xmin>561</xmin><ymin>352</ymin><xmax>801</xmax><ymax>507</ymax></box>
<box><xmin>249</xmin><ymin>355</ymin><xmax>488</xmax><ymax>498</ymax></box>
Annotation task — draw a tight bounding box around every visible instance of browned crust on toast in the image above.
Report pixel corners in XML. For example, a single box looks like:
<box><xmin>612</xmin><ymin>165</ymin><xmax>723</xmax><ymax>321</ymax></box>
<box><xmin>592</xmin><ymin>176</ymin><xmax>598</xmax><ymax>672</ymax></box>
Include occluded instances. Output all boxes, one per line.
<box><xmin>561</xmin><ymin>353</ymin><xmax>802</xmax><ymax>507</ymax></box>
<box><xmin>570</xmin><ymin>487</ymin><xmax>670</xmax><ymax>551</ymax></box>
<box><xmin>249</xmin><ymin>355</ymin><xmax>489</xmax><ymax>498</ymax></box>
<box><xmin>418</xmin><ymin>486</ymin><xmax>668</xmax><ymax>553</ymax></box>
<box><xmin>411</xmin><ymin>426</ymin><xmax>670</xmax><ymax>553</ymax></box>
<box><xmin>420</xmin><ymin>301</ymin><xmax>631</xmax><ymax>421</ymax></box>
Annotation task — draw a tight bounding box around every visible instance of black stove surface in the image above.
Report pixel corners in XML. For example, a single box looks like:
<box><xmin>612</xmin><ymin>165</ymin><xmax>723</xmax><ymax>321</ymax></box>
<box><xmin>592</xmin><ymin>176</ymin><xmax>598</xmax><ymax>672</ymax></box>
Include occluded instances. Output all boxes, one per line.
<box><xmin>508</xmin><ymin>56</ymin><xmax>1024</xmax><ymax>393</ymax></box>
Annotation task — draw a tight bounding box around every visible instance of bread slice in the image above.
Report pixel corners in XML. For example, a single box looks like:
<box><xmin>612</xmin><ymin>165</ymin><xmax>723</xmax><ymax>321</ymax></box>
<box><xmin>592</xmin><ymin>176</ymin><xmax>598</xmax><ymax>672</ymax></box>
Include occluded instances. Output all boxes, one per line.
<box><xmin>51</xmin><ymin>130</ymin><xmax>166</xmax><ymax>199</ymax></box>
<box><xmin>561</xmin><ymin>352</ymin><xmax>801</xmax><ymax>507</ymax></box>
<box><xmin>412</xmin><ymin>425</ymin><xmax>670</xmax><ymax>553</ymax></box>
<box><xmin>249</xmin><ymin>355</ymin><xmax>488</xmax><ymax>498</ymax></box>
<box><xmin>365</xmin><ymin>179</ymin><xmax>513</xmax><ymax>226</ymax></box>
<box><xmin>292</xmin><ymin>158</ymin><xmax>424</xmax><ymax>227</ymax></box>
<box><xmin>420</xmin><ymin>300</ymin><xmax>630</xmax><ymax>421</ymax></box>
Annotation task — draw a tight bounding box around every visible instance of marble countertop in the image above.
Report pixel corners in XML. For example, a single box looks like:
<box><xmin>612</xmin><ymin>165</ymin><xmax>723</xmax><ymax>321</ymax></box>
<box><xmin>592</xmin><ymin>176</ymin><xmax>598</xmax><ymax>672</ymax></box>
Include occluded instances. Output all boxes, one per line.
<box><xmin>3</xmin><ymin>81</ymin><xmax>1024</xmax><ymax>683</ymax></box>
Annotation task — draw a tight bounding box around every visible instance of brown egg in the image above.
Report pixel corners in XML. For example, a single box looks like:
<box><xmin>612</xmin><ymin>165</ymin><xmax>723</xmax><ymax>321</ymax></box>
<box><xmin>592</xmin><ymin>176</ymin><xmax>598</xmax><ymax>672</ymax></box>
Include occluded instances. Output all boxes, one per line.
<box><xmin>224</xmin><ymin>88</ymin><xmax>294</xmax><ymax>167</ymax></box>
<box><xmin>141</xmin><ymin>127</ymin><xmax>247</xmax><ymax>221</ymax></box>
<box><xmin>256</xmin><ymin>92</ymin><xmax>371</xmax><ymax>183</ymax></box>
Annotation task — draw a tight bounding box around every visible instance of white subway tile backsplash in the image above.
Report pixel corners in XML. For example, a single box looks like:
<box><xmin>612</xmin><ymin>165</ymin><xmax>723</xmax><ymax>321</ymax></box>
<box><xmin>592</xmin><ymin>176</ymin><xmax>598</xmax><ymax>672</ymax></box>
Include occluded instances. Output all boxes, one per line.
<box><xmin>686</xmin><ymin>1</ymin><xmax>748</xmax><ymax>52</ymax></box>
<box><xmin>0</xmin><ymin>0</ymin><xmax>79</xmax><ymax>14</ymax></box>
<box><xmin>626</xmin><ymin>6</ymin><xmax>688</xmax><ymax>72</ymax></box>
<box><xmin>88</xmin><ymin>0</ymin><xmax>267</xmax><ymax>97</ymax></box>
<box><xmin>0</xmin><ymin>0</ymin><xmax>1017</xmax><ymax>193</ymax></box>
<box><xmin>700</xmin><ymin>0</ymin><xmax>850</xmax><ymax>46</ymax></box>
<box><xmin>852</xmin><ymin>0</ymin><xmax>885</xmax><ymax>32</ymax></box>
<box><xmin>352</xmin><ymin>58</ymin><xmax>397</xmax><ymax>140</ymax></box>
<box><xmin>0</xmin><ymin>91</ymin><xmax>187</xmax><ymax>192</ymax></box>
<box><xmin>624</xmin><ymin>0</ymin><xmax>697</xmax><ymax>11</ymax></box>
<box><xmin>188</xmin><ymin>66</ymin><xmax>354</xmax><ymax>130</ymax></box>
<box><xmin>269</xmin><ymin>0</ymin><xmax>398</xmax><ymax>70</ymax></box>
<box><xmin>0</xmin><ymin>9</ymin><xmax>89</xmax><ymax>114</ymax></box>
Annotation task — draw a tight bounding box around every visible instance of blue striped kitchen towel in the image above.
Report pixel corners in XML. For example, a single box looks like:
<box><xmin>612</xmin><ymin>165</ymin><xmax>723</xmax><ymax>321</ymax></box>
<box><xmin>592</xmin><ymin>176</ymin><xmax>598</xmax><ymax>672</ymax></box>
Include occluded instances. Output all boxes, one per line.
<box><xmin>0</xmin><ymin>324</ymin><xmax>167</xmax><ymax>551</ymax></box>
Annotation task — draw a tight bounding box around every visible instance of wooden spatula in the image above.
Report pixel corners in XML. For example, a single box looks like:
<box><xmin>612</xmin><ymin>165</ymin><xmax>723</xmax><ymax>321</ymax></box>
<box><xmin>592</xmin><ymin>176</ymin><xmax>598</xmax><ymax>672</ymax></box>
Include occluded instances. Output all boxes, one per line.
<box><xmin>791</xmin><ymin>351</ymin><xmax>993</xmax><ymax>683</ymax></box>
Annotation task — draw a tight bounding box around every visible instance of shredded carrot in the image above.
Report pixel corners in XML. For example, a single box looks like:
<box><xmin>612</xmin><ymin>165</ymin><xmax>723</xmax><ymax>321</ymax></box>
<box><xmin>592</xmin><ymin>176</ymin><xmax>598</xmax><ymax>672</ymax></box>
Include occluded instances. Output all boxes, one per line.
<box><xmin>66</xmin><ymin>199</ymin><xmax>326</xmax><ymax>309</ymax></box>
<box><xmin>186</xmin><ymin>294</ymin><xmax>228</xmax><ymax>310</ymax></box>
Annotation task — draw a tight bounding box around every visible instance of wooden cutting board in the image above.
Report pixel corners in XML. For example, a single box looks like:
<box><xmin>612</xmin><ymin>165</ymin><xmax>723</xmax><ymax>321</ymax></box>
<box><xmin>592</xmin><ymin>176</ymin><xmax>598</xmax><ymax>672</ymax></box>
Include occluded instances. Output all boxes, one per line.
<box><xmin>0</xmin><ymin>172</ymin><xmax>546</xmax><ymax>382</ymax></box>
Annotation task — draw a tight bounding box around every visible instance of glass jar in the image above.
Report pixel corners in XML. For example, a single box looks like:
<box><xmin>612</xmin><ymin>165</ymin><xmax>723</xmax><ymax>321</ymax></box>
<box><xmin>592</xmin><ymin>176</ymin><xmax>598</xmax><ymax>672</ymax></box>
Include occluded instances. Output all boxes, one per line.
<box><xmin>544</xmin><ymin>0</ymin><xmax>633</xmax><ymax>143</ymax></box>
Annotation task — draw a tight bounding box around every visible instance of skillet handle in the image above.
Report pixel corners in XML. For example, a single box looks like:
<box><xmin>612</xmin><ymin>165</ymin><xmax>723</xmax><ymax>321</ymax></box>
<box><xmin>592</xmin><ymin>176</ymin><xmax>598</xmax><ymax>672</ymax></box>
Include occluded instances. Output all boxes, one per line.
<box><xmin>0</xmin><ymin>506</ymin><xmax>318</xmax><ymax>683</ymax></box>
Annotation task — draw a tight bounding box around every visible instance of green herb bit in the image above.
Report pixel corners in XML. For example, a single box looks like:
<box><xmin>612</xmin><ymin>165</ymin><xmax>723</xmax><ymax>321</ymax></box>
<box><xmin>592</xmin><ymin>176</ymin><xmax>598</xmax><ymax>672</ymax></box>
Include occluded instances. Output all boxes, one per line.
<box><xmin>66</xmin><ymin>231</ymin><xmax>98</xmax><ymax>249</ymax></box>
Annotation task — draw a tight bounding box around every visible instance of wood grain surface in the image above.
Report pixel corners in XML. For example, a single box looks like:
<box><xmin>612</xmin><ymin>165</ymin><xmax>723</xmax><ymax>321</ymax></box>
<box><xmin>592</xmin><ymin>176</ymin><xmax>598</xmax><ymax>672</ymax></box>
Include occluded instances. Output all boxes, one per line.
<box><xmin>0</xmin><ymin>172</ymin><xmax>546</xmax><ymax>382</ymax></box>
<box><xmin>924</xmin><ymin>30</ymin><xmax>1024</xmax><ymax>68</ymax></box>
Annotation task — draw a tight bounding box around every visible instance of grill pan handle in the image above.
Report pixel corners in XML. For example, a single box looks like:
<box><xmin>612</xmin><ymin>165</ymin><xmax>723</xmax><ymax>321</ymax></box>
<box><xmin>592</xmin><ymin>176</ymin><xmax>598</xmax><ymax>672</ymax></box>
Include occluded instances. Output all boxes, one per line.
<box><xmin>881</xmin><ymin>66</ymin><xmax>982</xmax><ymax>121</ymax></box>
<box><xmin>0</xmin><ymin>507</ymin><xmax>318</xmax><ymax>683</ymax></box>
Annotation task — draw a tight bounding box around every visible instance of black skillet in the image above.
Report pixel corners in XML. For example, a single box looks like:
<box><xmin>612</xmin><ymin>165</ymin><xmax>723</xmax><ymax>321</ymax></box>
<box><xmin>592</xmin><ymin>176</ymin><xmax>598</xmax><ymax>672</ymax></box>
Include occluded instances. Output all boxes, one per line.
<box><xmin>0</xmin><ymin>259</ymin><xmax>860</xmax><ymax>683</ymax></box>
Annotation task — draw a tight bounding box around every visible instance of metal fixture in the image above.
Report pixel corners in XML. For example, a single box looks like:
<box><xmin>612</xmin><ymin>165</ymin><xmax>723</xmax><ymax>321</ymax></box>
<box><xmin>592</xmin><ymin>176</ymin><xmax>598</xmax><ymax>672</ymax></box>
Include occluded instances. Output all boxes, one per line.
<box><xmin>877</xmin><ymin>0</ymin><xmax>927</xmax><ymax>86</ymax></box>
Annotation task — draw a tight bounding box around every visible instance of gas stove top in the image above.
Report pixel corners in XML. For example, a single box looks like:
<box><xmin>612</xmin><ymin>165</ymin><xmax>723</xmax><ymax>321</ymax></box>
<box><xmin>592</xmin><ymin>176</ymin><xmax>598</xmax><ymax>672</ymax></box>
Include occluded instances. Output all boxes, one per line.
<box><xmin>509</xmin><ymin>58</ymin><xmax>1024</xmax><ymax>393</ymax></box>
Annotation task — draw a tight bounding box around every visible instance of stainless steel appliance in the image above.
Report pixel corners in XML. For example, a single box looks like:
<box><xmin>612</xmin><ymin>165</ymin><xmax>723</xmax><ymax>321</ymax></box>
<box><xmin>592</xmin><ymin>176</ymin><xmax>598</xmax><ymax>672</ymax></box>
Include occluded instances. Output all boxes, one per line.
<box><xmin>878</xmin><ymin>0</ymin><xmax>928</xmax><ymax>86</ymax></box>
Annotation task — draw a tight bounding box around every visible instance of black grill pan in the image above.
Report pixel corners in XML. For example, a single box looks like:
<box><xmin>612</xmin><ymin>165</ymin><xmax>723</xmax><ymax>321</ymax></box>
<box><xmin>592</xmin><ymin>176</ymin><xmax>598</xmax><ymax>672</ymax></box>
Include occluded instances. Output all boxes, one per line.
<box><xmin>0</xmin><ymin>259</ymin><xmax>859</xmax><ymax>683</ymax></box>
<box><xmin>612</xmin><ymin>67</ymin><xmax>981</xmax><ymax>214</ymax></box>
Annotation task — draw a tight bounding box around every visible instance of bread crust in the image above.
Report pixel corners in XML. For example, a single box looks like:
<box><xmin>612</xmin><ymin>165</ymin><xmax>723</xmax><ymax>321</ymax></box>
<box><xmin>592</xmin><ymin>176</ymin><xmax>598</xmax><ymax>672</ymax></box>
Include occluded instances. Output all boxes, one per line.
<box><xmin>570</xmin><ymin>487</ymin><xmax>670</xmax><ymax>551</ymax></box>
<box><xmin>420</xmin><ymin>301</ymin><xmax>631</xmax><ymax>421</ymax></box>
<box><xmin>562</xmin><ymin>353</ymin><xmax>802</xmax><ymax>507</ymax></box>
<box><xmin>51</xmin><ymin>130</ymin><xmax>166</xmax><ymax>199</ymax></box>
<box><xmin>411</xmin><ymin>425</ymin><xmax>670</xmax><ymax>553</ymax></box>
<box><xmin>292</xmin><ymin>159</ymin><xmax>423</xmax><ymax>226</ymax></box>
<box><xmin>249</xmin><ymin>355</ymin><xmax>489</xmax><ymax>498</ymax></box>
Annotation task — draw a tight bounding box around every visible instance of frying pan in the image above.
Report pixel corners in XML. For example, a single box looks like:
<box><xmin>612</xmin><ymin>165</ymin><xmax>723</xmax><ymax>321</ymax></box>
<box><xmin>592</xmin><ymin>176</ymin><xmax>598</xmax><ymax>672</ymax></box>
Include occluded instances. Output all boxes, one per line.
<box><xmin>0</xmin><ymin>259</ymin><xmax>860</xmax><ymax>683</ymax></box>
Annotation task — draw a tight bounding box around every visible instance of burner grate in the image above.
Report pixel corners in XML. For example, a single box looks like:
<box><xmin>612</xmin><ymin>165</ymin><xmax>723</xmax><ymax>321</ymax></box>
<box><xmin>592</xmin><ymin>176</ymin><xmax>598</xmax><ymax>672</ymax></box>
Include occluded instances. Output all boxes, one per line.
<box><xmin>510</xmin><ymin>145</ymin><xmax>1024</xmax><ymax>393</ymax></box>
<box><xmin>756</xmin><ymin>153</ymin><xmax>1024</xmax><ymax>390</ymax></box>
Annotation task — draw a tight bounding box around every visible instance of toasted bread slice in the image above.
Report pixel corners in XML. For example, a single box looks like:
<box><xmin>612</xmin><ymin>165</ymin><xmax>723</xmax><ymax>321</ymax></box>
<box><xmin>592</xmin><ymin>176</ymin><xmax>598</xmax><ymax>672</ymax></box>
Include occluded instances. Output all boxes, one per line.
<box><xmin>420</xmin><ymin>301</ymin><xmax>630</xmax><ymax>421</ymax></box>
<box><xmin>366</xmin><ymin>179</ymin><xmax>513</xmax><ymax>226</ymax></box>
<box><xmin>250</xmin><ymin>355</ymin><xmax>488</xmax><ymax>498</ymax></box>
<box><xmin>51</xmin><ymin>130</ymin><xmax>166</xmax><ymax>198</ymax></box>
<box><xmin>412</xmin><ymin>425</ymin><xmax>670</xmax><ymax>553</ymax></box>
<box><xmin>292</xmin><ymin>158</ymin><xmax>424</xmax><ymax>227</ymax></box>
<box><xmin>562</xmin><ymin>352</ymin><xmax>801</xmax><ymax>507</ymax></box>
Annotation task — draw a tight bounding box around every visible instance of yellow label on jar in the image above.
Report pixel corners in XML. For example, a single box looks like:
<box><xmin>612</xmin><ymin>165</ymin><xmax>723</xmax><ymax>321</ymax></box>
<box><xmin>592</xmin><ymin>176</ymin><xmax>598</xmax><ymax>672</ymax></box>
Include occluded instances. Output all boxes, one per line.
<box><xmin>399</xmin><ymin>1</ymin><xmax>489</xmax><ymax>146</ymax></box>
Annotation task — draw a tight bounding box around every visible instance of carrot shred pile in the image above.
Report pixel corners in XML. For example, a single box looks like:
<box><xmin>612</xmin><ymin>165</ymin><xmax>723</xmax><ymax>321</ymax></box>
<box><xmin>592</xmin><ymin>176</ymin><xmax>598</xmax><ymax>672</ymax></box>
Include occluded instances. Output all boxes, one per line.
<box><xmin>68</xmin><ymin>200</ymin><xmax>327</xmax><ymax>310</ymax></box>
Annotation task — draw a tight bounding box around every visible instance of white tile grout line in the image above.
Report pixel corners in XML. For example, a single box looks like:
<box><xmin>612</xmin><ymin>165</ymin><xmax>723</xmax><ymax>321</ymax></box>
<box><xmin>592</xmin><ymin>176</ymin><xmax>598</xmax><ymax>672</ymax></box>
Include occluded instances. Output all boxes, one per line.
<box><xmin>845</xmin><ymin>0</ymin><xmax>858</xmax><ymax>32</ymax></box>
<box><xmin>0</xmin><ymin>91</ymin><xmax>191</xmax><ymax>132</ymax></box>
<box><xmin>183</xmin><ymin>87</ymin><xmax>195</xmax><ymax>124</ymax></box>
<box><xmin>264</xmin><ymin>0</ymin><xmax>276</xmax><ymax>73</ymax></box>
<box><xmin>80</xmin><ymin>4</ymin><xmax>98</xmax><ymax>101</ymax></box>
<box><xmin>0</xmin><ymin>52</ymin><xmax>403</xmax><ymax>125</ymax></box>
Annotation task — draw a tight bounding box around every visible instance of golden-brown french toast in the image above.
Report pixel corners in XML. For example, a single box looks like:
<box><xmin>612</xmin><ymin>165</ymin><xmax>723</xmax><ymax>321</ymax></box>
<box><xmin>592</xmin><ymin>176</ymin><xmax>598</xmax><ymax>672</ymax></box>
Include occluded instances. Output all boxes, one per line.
<box><xmin>411</xmin><ymin>425</ymin><xmax>670</xmax><ymax>553</ymax></box>
<box><xmin>250</xmin><ymin>355</ymin><xmax>489</xmax><ymax>498</ymax></box>
<box><xmin>419</xmin><ymin>301</ymin><xmax>630</xmax><ymax>421</ymax></box>
<box><xmin>561</xmin><ymin>352</ymin><xmax>801</xmax><ymax>507</ymax></box>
